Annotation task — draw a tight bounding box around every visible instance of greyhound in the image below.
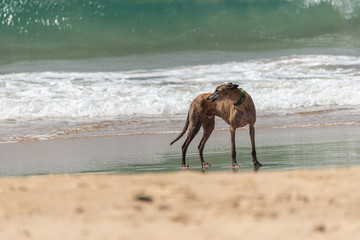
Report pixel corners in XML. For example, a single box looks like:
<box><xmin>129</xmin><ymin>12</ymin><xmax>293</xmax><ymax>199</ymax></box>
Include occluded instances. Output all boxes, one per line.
<box><xmin>170</xmin><ymin>82</ymin><xmax>262</xmax><ymax>169</ymax></box>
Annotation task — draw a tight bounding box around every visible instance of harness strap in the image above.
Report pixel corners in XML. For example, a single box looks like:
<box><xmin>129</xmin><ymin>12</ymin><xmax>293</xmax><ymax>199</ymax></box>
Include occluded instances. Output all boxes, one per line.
<box><xmin>233</xmin><ymin>88</ymin><xmax>246</xmax><ymax>106</ymax></box>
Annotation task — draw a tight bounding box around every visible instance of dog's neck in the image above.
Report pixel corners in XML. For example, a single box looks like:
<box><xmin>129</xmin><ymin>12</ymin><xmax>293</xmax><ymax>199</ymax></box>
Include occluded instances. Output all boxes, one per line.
<box><xmin>233</xmin><ymin>88</ymin><xmax>246</xmax><ymax>106</ymax></box>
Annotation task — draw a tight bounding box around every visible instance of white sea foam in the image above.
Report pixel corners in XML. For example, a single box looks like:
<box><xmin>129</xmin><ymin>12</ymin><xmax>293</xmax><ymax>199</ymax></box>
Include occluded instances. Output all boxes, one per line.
<box><xmin>293</xmin><ymin>0</ymin><xmax>360</xmax><ymax>19</ymax></box>
<box><xmin>0</xmin><ymin>55</ymin><xmax>359</xmax><ymax>121</ymax></box>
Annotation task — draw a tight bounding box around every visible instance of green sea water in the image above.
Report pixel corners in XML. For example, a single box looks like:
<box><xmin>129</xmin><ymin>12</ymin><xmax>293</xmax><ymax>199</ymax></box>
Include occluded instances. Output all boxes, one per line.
<box><xmin>2</xmin><ymin>0</ymin><xmax>360</xmax><ymax>65</ymax></box>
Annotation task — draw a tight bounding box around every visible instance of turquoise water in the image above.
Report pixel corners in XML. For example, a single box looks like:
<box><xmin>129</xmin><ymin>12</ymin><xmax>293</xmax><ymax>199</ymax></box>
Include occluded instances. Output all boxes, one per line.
<box><xmin>2</xmin><ymin>0</ymin><xmax>360</xmax><ymax>64</ymax></box>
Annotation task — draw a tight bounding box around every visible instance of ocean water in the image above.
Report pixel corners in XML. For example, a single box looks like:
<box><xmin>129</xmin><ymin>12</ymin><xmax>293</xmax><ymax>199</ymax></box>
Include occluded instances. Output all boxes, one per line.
<box><xmin>1</xmin><ymin>0</ymin><xmax>360</xmax><ymax>143</ymax></box>
<box><xmin>2</xmin><ymin>0</ymin><xmax>360</xmax><ymax>63</ymax></box>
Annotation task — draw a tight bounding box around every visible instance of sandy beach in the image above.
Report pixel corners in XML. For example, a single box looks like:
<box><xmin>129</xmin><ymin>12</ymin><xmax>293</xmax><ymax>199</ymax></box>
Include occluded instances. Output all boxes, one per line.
<box><xmin>0</xmin><ymin>167</ymin><xmax>359</xmax><ymax>240</ymax></box>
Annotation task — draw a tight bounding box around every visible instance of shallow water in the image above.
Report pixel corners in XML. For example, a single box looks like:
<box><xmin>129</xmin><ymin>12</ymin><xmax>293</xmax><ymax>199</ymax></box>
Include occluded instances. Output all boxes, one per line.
<box><xmin>107</xmin><ymin>126</ymin><xmax>360</xmax><ymax>174</ymax></box>
<box><xmin>0</xmin><ymin>125</ymin><xmax>359</xmax><ymax>176</ymax></box>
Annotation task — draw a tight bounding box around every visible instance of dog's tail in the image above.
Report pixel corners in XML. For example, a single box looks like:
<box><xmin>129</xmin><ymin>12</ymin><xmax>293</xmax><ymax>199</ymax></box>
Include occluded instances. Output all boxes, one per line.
<box><xmin>170</xmin><ymin>113</ymin><xmax>189</xmax><ymax>146</ymax></box>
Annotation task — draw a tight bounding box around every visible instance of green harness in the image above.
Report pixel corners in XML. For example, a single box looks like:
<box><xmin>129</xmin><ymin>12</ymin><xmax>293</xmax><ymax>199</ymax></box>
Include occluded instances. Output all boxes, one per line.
<box><xmin>233</xmin><ymin>88</ymin><xmax>246</xmax><ymax>106</ymax></box>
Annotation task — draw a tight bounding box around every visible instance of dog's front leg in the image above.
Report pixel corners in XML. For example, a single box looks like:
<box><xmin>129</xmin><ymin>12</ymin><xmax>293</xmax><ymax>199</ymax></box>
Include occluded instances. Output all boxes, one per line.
<box><xmin>249</xmin><ymin>125</ymin><xmax>262</xmax><ymax>168</ymax></box>
<box><xmin>230</xmin><ymin>126</ymin><xmax>238</xmax><ymax>168</ymax></box>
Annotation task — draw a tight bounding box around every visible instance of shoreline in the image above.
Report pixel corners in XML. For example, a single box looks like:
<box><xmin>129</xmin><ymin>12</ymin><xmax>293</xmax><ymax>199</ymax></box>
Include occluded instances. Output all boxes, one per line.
<box><xmin>2</xmin><ymin>120</ymin><xmax>360</xmax><ymax>144</ymax></box>
<box><xmin>0</xmin><ymin>124</ymin><xmax>359</xmax><ymax>177</ymax></box>
<box><xmin>1</xmin><ymin>167</ymin><xmax>360</xmax><ymax>239</ymax></box>
<box><xmin>1</xmin><ymin>105</ymin><xmax>359</xmax><ymax>144</ymax></box>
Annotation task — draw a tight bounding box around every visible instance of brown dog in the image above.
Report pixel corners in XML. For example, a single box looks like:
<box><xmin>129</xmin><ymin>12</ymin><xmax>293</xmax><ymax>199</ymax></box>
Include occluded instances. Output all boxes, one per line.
<box><xmin>170</xmin><ymin>83</ymin><xmax>262</xmax><ymax>169</ymax></box>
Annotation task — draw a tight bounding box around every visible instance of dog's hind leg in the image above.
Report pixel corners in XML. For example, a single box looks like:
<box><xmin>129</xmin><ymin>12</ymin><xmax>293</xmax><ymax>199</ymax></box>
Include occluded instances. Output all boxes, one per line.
<box><xmin>181</xmin><ymin>123</ymin><xmax>201</xmax><ymax>169</ymax></box>
<box><xmin>249</xmin><ymin>124</ymin><xmax>262</xmax><ymax>168</ymax></box>
<box><xmin>198</xmin><ymin>116</ymin><xmax>215</xmax><ymax>168</ymax></box>
<box><xmin>230</xmin><ymin>126</ymin><xmax>238</xmax><ymax>168</ymax></box>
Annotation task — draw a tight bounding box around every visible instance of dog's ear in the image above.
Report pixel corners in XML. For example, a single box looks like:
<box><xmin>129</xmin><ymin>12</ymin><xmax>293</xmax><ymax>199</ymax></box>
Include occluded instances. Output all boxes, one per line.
<box><xmin>226</xmin><ymin>83</ymin><xmax>238</xmax><ymax>89</ymax></box>
<box><xmin>230</xmin><ymin>83</ymin><xmax>239</xmax><ymax>89</ymax></box>
<box><xmin>226</xmin><ymin>83</ymin><xmax>233</xmax><ymax>88</ymax></box>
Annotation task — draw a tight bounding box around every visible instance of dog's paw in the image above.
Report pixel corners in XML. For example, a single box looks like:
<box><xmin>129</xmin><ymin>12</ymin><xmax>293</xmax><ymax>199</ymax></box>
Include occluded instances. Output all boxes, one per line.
<box><xmin>254</xmin><ymin>162</ymin><xmax>262</xmax><ymax>167</ymax></box>
<box><xmin>182</xmin><ymin>164</ymin><xmax>190</xmax><ymax>170</ymax></box>
<box><xmin>201</xmin><ymin>162</ymin><xmax>211</xmax><ymax>169</ymax></box>
<box><xmin>232</xmin><ymin>163</ymin><xmax>240</xmax><ymax>169</ymax></box>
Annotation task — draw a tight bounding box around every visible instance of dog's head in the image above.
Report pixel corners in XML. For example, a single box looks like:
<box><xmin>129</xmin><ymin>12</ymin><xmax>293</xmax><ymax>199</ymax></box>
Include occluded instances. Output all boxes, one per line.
<box><xmin>206</xmin><ymin>83</ymin><xmax>239</xmax><ymax>103</ymax></box>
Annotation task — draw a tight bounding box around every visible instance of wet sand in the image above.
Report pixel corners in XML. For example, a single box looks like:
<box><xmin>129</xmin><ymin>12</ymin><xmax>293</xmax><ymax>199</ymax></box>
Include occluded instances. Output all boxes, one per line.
<box><xmin>0</xmin><ymin>167</ymin><xmax>360</xmax><ymax>239</ymax></box>
<box><xmin>0</xmin><ymin>124</ymin><xmax>359</xmax><ymax>176</ymax></box>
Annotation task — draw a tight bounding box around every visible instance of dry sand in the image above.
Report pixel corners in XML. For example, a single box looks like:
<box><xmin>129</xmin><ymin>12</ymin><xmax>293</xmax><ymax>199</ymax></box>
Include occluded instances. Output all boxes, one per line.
<box><xmin>1</xmin><ymin>167</ymin><xmax>360</xmax><ymax>240</ymax></box>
